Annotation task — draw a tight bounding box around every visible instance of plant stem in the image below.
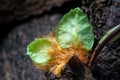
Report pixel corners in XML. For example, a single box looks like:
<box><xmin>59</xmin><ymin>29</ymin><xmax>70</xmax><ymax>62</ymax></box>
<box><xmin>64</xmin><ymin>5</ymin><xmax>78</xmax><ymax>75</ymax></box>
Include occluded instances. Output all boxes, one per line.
<box><xmin>88</xmin><ymin>24</ymin><xmax>120</xmax><ymax>67</ymax></box>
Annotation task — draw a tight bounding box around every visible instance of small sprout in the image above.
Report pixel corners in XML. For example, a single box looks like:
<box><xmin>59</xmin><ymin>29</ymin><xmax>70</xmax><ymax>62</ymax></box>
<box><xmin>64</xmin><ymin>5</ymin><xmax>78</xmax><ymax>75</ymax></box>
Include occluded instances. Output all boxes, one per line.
<box><xmin>27</xmin><ymin>6</ymin><xmax>120</xmax><ymax>78</ymax></box>
<box><xmin>27</xmin><ymin>7</ymin><xmax>94</xmax><ymax>76</ymax></box>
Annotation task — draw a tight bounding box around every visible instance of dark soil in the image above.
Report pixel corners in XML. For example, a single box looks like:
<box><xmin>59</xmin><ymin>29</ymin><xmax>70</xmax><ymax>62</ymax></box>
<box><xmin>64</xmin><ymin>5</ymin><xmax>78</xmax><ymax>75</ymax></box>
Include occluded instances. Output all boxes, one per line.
<box><xmin>89</xmin><ymin>0</ymin><xmax>120</xmax><ymax>80</ymax></box>
<box><xmin>0</xmin><ymin>0</ymin><xmax>120</xmax><ymax>80</ymax></box>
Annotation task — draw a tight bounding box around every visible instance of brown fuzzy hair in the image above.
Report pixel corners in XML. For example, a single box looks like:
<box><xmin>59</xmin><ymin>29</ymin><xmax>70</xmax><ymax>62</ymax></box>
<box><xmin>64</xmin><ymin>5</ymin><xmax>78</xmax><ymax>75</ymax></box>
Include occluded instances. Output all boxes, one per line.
<box><xmin>34</xmin><ymin>34</ymin><xmax>88</xmax><ymax>76</ymax></box>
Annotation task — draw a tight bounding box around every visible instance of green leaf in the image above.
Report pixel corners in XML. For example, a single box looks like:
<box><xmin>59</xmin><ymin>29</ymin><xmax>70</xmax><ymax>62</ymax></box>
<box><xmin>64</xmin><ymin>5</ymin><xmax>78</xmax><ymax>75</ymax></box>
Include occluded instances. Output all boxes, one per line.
<box><xmin>99</xmin><ymin>24</ymin><xmax>120</xmax><ymax>44</ymax></box>
<box><xmin>27</xmin><ymin>38</ymin><xmax>52</xmax><ymax>64</ymax></box>
<box><xmin>56</xmin><ymin>7</ymin><xmax>94</xmax><ymax>50</ymax></box>
<box><xmin>110</xmin><ymin>32</ymin><xmax>120</xmax><ymax>42</ymax></box>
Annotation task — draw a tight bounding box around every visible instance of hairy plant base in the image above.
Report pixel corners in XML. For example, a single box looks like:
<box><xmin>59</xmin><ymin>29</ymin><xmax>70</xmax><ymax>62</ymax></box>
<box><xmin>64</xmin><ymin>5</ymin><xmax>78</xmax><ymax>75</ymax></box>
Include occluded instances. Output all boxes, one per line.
<box><xmin>34</xmin><ymin>34</ymin><xmax>88</xmax><ymax>76</ymax></box>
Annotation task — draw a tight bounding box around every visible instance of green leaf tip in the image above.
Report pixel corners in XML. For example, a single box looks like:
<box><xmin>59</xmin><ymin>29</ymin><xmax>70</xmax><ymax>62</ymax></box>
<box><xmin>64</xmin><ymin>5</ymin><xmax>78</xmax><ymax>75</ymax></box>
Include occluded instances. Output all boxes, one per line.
<box><xmin>99</xmin><ymin>24</ymin><xmax>120</xmax><ymax>44</ymax></box>
<box><xmin>56</xmin><ymin>7</ymin><xmax>94</xmax><ymax>51</ymax></box>
<box><xmin>27</xmin><ymin>38</ymin><xmax>52</xmax><ymax>64</ymax></box>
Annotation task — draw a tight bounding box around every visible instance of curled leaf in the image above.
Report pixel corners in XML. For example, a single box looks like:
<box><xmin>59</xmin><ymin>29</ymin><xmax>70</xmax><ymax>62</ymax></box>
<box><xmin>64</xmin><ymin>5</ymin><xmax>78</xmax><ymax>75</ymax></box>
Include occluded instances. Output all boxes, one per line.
<box><xmin>27</xmin><ymin>38</ymin><xmax>52</xmax><ymax>64</ymax></box>
<box><xmin>99</xmin><ymin>24</ymin><xmax>120</xmax><ymax>44</ymax></box>
<box><xmin>56</xmin><ymin>7</ymin><xmax>94</xmax><ymax>50</ymax></box>
<box><xmin>89</xmin><ymin>24</ymin><xmax>120</xmax><ymax>66</ymax></box>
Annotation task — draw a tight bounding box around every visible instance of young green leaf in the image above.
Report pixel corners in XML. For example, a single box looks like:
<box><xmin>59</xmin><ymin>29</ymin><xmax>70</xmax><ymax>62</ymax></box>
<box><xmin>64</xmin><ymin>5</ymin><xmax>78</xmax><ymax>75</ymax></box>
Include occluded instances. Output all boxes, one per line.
<box><xmin>99</xmin><ymin>24</ymin><xmax>120</xmax><ymax>44</ymax></box>
<box><xmin>89</xmin><ymin>24</ymin><xmax>120</xmax><ymax>66</ymax></box>
<box><xmin>27</xmin><ymin>38</ymin><xmax>52</xmax><ymax>64</ymax></box>
<box><xmin>56</xmin><ymin>7</ymin><xmax>94</xmax><ymax>50</ymax></box>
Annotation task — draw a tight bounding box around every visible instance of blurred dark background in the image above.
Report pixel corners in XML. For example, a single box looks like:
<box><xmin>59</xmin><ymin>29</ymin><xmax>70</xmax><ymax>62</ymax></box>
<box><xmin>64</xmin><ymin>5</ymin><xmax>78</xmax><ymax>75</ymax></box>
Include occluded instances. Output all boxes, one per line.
<box><xmin>0</xmin><ymin>0</ymin><xmax>83</xmax><ymax>41</ymax></box>
<box><xmin>0</xmin><ymin>0</ymin><xmax>120</xmax><ymax>80</ymax></box>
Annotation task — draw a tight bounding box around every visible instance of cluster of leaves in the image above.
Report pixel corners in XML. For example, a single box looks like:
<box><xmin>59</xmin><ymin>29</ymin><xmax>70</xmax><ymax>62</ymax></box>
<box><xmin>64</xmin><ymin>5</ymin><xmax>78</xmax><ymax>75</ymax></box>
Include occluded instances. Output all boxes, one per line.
<box><xmin>27</xmin><ymin>7</ymin><xmax>94</xmax><ymax>75</ymax></box>
<box><xmin>26</xmin><ymin>7</ymin><xmax>120</xmax><ymax>76</ymax></box>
